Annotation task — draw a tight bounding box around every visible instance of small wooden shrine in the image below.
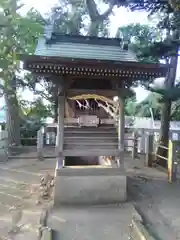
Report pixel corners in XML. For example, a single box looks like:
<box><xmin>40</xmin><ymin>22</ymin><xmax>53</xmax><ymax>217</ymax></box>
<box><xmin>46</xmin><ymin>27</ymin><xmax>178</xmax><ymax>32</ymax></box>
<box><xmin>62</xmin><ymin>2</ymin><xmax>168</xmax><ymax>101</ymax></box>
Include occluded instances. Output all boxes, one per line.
<box><xmin>21</xmin><ymin>30</ymin><xmax>169</xmax><ymax>205</ymax></box>
<box><xmin>21</xmin><ymin>32</ymin><xmax>168</xmax><ymax>165</ymax></box>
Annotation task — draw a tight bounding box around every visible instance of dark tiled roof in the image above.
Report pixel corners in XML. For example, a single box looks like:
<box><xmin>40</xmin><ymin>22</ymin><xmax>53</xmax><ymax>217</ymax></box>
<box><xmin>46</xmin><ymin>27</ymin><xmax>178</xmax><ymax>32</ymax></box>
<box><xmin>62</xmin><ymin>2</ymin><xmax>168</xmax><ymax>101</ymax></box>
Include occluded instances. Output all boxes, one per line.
<box><xmin>35</xmin><ymin>34</ymin><xmax>137</xmax><ymax>62</ymax></box>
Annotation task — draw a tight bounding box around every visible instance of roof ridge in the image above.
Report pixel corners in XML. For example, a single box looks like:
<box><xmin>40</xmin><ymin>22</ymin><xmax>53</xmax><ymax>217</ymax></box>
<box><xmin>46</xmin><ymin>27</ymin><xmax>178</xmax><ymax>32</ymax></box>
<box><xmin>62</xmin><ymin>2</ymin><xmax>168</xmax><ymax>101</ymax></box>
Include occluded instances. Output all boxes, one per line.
<box><xmin>44</xmin><ymin>30</ymin><xmax>123</xmax><ymax>47</ymax></box>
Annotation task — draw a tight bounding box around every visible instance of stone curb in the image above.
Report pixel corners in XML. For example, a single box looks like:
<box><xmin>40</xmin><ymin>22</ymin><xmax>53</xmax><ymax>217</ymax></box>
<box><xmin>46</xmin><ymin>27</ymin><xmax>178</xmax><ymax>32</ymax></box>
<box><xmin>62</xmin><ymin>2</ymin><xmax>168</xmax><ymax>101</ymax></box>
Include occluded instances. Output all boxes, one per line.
<box><xmin>130</xmin><ymin>206</ymin><xmax>156</xmax><ymax>240</ymax></box>
<box><xmin>130</xmin><ymin>218</ymin><xmax>156</xmax><ymax>240</ymax></box>
<box><xmin>38</xmin><ymin>226</ymin><xmax>52</xmax><ymax>240</ymax></box>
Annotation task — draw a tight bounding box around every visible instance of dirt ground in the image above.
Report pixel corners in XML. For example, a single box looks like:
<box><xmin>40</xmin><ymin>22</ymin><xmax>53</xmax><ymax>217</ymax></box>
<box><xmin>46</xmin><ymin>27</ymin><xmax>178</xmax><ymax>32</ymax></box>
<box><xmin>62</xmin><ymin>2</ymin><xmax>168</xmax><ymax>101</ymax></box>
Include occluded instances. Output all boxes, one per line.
<box><xmin>0</xmin><ymin>154</ymin><xmax>179</xmax><ymax>239</ymax></box>
<box><xmin>0</xmin><ymin>157</ymin><xmax>56</xmax><ymax>239</ymax></box>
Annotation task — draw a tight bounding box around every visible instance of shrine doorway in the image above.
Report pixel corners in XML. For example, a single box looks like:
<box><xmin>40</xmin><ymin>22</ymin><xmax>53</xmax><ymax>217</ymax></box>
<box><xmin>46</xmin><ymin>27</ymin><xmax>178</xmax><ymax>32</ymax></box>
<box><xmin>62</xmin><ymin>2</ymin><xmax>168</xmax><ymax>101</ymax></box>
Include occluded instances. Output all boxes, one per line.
<box><xmin>65</xmin><ymin>156</ymin><xmax>99</xmax><ymax>166</ymax></box>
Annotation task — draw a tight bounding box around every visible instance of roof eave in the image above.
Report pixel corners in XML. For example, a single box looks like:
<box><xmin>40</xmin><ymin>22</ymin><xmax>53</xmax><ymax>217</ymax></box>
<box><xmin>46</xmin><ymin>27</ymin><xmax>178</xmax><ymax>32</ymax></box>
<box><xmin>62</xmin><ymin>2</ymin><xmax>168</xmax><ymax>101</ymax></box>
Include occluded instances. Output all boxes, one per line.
<box><xmin>19</xmin><ymin>54</ymin><xmax>169</xmax><ymax>71</ymax></box>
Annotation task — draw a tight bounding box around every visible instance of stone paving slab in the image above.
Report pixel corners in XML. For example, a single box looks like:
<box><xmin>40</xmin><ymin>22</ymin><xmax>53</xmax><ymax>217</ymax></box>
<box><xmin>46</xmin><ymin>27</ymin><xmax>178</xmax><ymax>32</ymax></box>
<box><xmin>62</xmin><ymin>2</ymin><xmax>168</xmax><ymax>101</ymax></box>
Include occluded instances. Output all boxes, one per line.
<box><xmin>47</xmin><ymin>203</ymin><xmax>136</xmax><ymax>240</ymax></box>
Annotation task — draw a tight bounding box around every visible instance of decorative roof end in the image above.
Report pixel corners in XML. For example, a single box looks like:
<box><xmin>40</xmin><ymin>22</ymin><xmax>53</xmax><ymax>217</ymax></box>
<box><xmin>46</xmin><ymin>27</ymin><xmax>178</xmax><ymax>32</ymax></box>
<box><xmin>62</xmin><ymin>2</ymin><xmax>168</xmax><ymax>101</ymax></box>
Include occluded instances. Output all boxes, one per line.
<box><xmin>44</xmin><ymin>24</ymin><xmax>54</xmax><ymax>42</ymax></box>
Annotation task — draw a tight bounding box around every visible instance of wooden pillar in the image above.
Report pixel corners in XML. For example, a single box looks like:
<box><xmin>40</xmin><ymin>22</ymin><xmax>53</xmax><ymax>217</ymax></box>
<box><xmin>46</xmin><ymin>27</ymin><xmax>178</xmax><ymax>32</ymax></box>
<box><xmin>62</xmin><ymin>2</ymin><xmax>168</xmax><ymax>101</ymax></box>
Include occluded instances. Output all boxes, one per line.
<box><xmin>117</xmin><ymin>93</ymin><xmax>125</xmax><ymax>168</ymax></box>
<box><xmin>56</xmin><ymin>82</ymin><xmax>65</xmax><ymax>168</ymax></box>
<box><xmin>132</xmin><ymin>132</ymin><xmax>138</xmax><ymax>160</ymax></box>
<box><xmin>139</xmin><ymin>128</ymin><xmax>145</xmax><ymax>153</ymax></box>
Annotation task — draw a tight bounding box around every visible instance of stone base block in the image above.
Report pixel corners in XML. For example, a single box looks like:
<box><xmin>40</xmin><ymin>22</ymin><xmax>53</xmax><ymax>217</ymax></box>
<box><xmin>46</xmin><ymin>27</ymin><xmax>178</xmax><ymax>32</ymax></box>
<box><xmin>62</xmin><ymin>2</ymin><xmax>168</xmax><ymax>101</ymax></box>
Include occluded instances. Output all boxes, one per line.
<box><xmin>53</xmin><ymin>167</ymin><xmax>127</xmax><ymax>206</ymax></box>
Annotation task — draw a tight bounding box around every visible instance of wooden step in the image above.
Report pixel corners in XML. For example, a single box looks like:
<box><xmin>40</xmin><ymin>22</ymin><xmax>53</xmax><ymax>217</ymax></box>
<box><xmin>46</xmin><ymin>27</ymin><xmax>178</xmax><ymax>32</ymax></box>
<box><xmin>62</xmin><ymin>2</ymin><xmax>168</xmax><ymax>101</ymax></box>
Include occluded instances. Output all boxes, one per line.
<box><xmin>64</xmin><ymin>140</ymin><xmax>118</xmax><ymax>144</ymax></box>
<box><xmin>65</xmin><ymin>136</ymin><xmax>118</xmax><ymax>140</ymax></box>
<box><xmin>64</xmin><ymin>144</ymin><xmax>118</xmax><ymax>150</ymax></box>
<box><xmin>63</xmin><ymin>149</ymin><xmax>120</xmax><ymax>157</ymax></box>
<box><xmin>64</xmin><ymin>127</ymin><xmax>117</xmax><ymax>134</ymax></box>
<box><xmin>64</xmin><ymin>142</ymin><xmax>118</xmax><ymax>147</ymax></box>
<box><xmin>64</xmin><ymin>132</ymin><xmax>118</xmax><ymax>137</ymax></box>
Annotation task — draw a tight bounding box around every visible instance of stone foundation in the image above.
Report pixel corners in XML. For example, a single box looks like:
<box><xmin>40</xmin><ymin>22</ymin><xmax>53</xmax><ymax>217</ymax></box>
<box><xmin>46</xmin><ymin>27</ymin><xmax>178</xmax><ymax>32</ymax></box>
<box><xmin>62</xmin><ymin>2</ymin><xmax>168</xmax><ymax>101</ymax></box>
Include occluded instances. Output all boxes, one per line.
<box><xmin>53</xmin><ymin>166</ymin><xmax>127</xmax><ymax>206</ymax></box>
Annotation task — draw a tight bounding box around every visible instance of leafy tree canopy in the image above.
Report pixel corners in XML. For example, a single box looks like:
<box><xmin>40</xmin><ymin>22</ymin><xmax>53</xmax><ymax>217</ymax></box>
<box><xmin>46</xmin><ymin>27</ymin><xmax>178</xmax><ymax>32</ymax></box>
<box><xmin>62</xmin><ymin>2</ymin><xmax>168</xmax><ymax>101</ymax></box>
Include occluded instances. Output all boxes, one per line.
<box><xmin>116</xmin><ymin>23</ymin><xmax>162</xmax><ymax>63</ymax></box>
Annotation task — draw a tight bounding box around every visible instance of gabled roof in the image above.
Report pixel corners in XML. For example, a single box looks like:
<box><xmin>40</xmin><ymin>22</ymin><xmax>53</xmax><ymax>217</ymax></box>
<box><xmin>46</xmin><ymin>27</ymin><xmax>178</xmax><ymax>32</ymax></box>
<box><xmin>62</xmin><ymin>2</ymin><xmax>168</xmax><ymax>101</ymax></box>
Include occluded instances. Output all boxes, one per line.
<box><xmin>21</xmin><ymin>34</ymin><xmax>169</xmax><ymax>82</ymax></box>
<box><xmin>34</xmin><ymin>34</ymin><xmax>137</xmax><ymax>62</ymax></box>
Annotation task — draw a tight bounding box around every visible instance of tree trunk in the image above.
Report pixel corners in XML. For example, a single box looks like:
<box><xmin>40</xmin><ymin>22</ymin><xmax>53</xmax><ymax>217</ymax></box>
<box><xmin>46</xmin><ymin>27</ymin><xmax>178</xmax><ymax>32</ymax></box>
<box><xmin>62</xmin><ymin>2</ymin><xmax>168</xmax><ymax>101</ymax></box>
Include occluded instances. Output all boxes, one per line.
<box><xmin>88</xmin><ymin>21</ymin><xmax>100</xmax><ymax>36</ymax></box>
<box><xmin>86</xmin><ymin>0</ymin><xmax>115</xmax><ymax>36</ymax></box>
<box><xmin>157</xmin><ymin>99</ymin><xmax>171</xmax><ymax>167</ymax></box>
<box><xmin>156</xmin><ymin>34</ymin><xmax>178</xmax><ymax>167</ymax></box>
<box><xmin>4</xmin><ymin>76</ymin><xmax>21</xmax><ymax>146</ymax></box>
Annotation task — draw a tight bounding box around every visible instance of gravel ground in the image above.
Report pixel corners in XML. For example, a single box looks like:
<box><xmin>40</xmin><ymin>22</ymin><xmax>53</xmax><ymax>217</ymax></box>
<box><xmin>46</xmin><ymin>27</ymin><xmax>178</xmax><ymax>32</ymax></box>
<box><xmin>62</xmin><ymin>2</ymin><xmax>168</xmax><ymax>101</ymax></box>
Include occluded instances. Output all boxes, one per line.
<box><xmin>0</xmin><ymin>158</ymin><xmax>55</xmax><ymax>239</ymax></box>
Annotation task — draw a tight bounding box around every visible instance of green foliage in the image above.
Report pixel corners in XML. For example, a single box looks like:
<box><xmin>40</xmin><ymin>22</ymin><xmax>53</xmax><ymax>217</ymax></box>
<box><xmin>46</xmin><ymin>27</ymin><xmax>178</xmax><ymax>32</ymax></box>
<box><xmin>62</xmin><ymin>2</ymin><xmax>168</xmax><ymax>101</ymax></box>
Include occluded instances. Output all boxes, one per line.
<box><xmin>17</xmin><ymin>10</ymin><xmax>44</xmax><ymax>54</ymax></box>
<box><xmin>115</xmin><ymin>0</ymin><xmax>180</xmax><ymax>61</ymax></box>
<box><xmin>116</xmin><ymin>0</ymin><xmax>180</xmax><ymax>130</ymax></box>
<box><xmin>136</xmin><ymin>93</ymin><xmax>162</xmax><ymax>119</ymax></box>
<box><xmin>124</xmin><ymin>95</ymin><xmax>137</xmax><ymax>116</ymax></box>
<box><xmin>171</xmin><ymin>99</ymin><xmax>180</xmax><ymax>120</ymax></box>
<box><xmin>52</xmin><ymin>0</ymin><xmax>112</xmax><ymax>36</ymax></box>
<box><xmin>124</xmin><ymin>93</ymin><xmax>162</xmax><ymax>120</ymax></box>
<box><xmin>0</xmin><ymin>1</ymin><xmax>46</xmax><ymax>145</ymax></box>
<box><xmin>115</xmin><ymin>0</ymin><xmax>173</xmax><ymax>14</ymax></box>
<box><xmin>124</xmin><ymin>87</ymin><xmax>180</xmax><ymax>121</ymax></box>
<box><xmin>147</xmin><ymin>84</ymin><xmax>180</xmax><ymax>101</ymax></box>
<box><xmin>20</xmin><ymin>98</ymin><xmax>52</xmax><ymax>145</ymax></box>
<box><xmin>52</xmin><ymin>0</ymin><xmax>86</xmax><ymax>35</ymax></box>
<box><xmin>0</xmin><ymin>1</ymin><xmax>43</xmax><ymax>82</ymax></box>
<box><xmin>20</xmin><ymin>117</ymin><xmax>44</xmax><ymax>145</ymax></box>
<box><xmin>21</xmin><ymin>98</ymin><xmax>52</xmax><ymax>120</ymax></box>
<box><xmin>117</xmin><ymin>24</ymin><xmax>161</xmax><ymax>63</ymax></box>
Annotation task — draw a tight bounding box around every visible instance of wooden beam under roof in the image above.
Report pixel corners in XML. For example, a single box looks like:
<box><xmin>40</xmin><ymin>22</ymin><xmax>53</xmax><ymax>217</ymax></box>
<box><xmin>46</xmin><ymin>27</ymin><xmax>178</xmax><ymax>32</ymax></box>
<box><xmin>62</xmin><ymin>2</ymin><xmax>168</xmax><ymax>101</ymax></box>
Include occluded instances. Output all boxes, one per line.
<box><xmin>21</xmin><ymin>54</ymin><xmax>168</xmax><ymax>82</ymax></box>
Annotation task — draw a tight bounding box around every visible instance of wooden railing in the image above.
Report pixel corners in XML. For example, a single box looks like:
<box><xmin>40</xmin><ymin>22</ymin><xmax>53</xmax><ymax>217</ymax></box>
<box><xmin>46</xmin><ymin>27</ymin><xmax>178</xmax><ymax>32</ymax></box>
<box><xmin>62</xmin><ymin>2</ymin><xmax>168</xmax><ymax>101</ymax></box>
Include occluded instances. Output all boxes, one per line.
<box><xmin>145</xmin><ymin>134</ymin><xmax>180</xmax><ymax>183</ymax></box>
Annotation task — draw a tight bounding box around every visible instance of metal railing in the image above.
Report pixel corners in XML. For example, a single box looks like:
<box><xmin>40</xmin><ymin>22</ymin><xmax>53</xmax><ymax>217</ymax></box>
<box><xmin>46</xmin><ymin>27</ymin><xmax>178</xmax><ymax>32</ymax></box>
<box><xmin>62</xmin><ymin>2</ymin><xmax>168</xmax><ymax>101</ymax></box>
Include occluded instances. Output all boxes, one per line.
<box><xmin>0</xmin><ymin>135</ymin><xmax>40</xmax><ymax>161</ymax></box>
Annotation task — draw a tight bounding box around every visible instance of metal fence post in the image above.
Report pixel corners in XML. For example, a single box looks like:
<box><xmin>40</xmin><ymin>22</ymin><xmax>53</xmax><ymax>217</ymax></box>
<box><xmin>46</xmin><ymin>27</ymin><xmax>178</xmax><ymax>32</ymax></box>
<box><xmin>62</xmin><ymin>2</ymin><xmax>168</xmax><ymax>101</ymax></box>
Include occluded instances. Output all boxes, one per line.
<box><xmin>145</xmin><ymin>134</ymin><xmax>154</xmax><ymax>167</ymax></box>
<box><xmin>168</xmin><ymin>140</ymin><xmax>177</xmax><ymax>183</ymax></box>
<box><xmin>37</xmin><ymin>129</ymin><xmax>44</xmax><ymax>161</ymax></box>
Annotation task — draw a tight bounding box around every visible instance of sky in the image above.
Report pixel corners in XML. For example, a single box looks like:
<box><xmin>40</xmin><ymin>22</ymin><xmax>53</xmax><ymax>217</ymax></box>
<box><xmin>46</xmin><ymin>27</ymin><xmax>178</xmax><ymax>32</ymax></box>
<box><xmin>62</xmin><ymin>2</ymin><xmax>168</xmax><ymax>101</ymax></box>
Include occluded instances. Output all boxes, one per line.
<box><xmin>0</xmin><ymin>0</ymin><xmax>180</xmax><ymax>111</ymax></box>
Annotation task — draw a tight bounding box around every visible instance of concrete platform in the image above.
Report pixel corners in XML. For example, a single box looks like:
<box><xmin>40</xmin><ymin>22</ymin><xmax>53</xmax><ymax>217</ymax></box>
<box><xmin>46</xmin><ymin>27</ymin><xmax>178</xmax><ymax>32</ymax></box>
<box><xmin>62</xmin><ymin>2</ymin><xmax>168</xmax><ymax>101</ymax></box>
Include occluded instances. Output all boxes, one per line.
<box><xmin>54</xmin><ymin>166</ymin><xmax>127</xmax><ymax>206</ymax></box>
<box><xmin>47</xmin><ymin>203</ymin><xmax>135</xmax><ymax>240</ymax></box>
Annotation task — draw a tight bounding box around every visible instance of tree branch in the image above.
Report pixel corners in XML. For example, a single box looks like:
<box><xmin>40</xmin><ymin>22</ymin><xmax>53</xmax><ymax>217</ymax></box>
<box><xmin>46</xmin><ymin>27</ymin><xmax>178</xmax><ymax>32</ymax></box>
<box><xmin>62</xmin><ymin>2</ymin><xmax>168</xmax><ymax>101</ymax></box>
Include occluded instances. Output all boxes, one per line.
<box><xmin>16</xmin><ymin>4</ymin><xmax>25</xmax><ymax>11</ymax></box>
<box><xmin>98</xmin><ymin>0</ymin><xmax>116</xmax><ymax>21</ymax></box>
<box><xmin>86</xmin><ymin>0</ymin><xmax>115</xmax><ymax>21</ymax></box>
<box><xmin>86</xmin><ymin>0</ymin><xmax>99</xmax><ymax>21</ymax></box>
